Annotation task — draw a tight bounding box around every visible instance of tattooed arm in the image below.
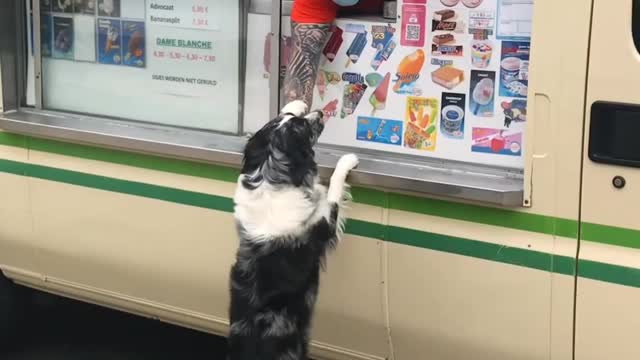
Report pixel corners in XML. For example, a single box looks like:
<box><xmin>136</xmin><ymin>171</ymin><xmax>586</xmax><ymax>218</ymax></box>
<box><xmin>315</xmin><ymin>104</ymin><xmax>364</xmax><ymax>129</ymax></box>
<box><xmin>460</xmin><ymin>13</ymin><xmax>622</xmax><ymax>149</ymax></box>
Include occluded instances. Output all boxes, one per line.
<box><xmin>283</xmin><ymin>22</ymin><xmax>332</xmax><ymax>108</ymax></box>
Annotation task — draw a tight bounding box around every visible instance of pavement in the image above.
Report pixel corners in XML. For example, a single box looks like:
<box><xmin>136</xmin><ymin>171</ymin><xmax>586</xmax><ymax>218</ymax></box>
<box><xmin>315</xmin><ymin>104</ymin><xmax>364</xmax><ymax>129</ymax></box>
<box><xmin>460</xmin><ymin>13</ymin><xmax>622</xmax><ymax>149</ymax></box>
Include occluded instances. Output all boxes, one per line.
<box><xmin>3</xmin><ymin>291</ymin><xmax>228</xmax><ymax>359</ymax></box>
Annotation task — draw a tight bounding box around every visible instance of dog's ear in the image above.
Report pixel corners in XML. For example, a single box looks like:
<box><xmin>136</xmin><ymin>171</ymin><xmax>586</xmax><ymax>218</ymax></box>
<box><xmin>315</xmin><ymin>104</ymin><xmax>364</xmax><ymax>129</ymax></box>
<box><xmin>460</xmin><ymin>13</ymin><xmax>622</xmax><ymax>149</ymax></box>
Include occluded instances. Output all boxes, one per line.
<box><xmin>270</xmin><ymin>117</ymin><xmax>318</xmax><ymax>186</ymax></box>
<box><xmin>241</xmin><ymin>119</ymin><xmax>279</xmax><ymax>174</ymax></box>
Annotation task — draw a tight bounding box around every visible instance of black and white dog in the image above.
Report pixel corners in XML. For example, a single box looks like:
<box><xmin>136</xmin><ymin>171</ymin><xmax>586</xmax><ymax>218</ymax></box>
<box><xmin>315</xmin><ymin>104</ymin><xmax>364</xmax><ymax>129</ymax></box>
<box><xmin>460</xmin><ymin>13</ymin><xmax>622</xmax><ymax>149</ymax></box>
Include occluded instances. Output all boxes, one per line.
<box><xmin>228</xmin><ymin>100</ymin><xmax>359</xmax><ymax>360</ymax></box>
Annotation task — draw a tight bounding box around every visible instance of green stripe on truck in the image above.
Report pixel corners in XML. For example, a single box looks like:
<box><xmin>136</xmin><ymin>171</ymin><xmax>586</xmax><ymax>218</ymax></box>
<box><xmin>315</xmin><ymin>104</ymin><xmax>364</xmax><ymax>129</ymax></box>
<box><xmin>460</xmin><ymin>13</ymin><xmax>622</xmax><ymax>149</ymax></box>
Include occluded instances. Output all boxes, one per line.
<box><xmin>1</xmin><ymin>157</ymin><xmax>639</xmax><ymax>288</ymax></box>
<box><xmin>2</xmin><ymin>131</ymin><xmax>639</xmax><ymax>251</ymax></box>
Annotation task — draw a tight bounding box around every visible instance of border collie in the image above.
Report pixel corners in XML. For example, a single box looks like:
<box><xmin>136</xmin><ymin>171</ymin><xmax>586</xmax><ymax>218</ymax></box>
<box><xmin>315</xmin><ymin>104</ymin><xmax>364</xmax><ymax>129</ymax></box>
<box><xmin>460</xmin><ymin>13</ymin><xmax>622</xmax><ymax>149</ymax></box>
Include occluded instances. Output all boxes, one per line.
<box><xmin>228</xmin><ymin>100</ymin><xmax>359</xmax><ymax>360</ymax></box>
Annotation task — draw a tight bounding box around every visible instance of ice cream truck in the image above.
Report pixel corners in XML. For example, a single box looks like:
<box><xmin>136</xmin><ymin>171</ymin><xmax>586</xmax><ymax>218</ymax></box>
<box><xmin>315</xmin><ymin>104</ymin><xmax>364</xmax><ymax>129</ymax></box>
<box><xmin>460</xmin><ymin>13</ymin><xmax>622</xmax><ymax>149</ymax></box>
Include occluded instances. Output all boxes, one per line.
<box><xmin>0</xmin><ymin>0</ymin><xmax>639</xmax><ymax>358</ymax></box>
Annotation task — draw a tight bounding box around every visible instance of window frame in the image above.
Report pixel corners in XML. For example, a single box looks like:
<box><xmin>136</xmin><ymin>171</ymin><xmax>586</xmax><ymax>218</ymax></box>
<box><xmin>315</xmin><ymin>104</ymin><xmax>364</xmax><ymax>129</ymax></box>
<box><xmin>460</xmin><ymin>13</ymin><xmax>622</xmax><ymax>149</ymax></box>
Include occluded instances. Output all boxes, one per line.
<box><xmin>0</xmin><ymin>0</ymin><xmax>526</xmax><ymax>207</ymax></box>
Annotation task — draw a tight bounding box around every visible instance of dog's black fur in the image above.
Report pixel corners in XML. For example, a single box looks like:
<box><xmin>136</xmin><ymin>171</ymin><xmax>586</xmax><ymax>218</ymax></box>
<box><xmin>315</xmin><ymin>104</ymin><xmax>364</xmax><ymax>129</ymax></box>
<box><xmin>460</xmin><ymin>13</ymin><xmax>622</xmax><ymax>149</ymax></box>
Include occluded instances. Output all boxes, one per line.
<box><xmin>228</xmin><ymin>104</ymin><xmax>355</xmax><ymax>360</ymax></box>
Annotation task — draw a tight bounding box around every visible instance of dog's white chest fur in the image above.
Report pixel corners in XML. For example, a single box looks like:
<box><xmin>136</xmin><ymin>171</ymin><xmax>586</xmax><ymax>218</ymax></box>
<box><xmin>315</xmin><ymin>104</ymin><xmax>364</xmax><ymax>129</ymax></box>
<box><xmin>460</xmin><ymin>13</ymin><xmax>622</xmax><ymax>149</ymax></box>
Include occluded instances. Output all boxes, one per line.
<box><xmin>233</xmin><ymin>180</ymin><xmax>330</xmax><ymax>242</ymax></box>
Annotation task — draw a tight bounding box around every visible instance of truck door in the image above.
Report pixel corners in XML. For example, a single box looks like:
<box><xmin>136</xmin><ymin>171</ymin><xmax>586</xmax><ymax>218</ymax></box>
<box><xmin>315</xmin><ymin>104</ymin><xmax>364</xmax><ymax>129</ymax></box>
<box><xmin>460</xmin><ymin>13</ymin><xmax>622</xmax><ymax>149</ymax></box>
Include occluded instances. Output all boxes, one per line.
<box><xmin>576</xmin><ymin>1</ymin><xmax>640</xmax><ymax>359</ymax></box>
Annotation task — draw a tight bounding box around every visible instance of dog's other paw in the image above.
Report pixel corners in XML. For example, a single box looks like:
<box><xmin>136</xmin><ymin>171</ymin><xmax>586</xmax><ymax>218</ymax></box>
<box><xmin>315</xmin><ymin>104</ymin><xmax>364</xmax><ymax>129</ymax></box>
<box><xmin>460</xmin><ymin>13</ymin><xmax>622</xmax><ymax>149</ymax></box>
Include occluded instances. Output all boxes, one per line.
<box><xmin>281</xmin><ymin>100</ymin><xmax>308</xmax><ymax>117</ymax></box>
<box><xmin>336</xmin><ymin>153</ymin><xmax>359</xmax><ymax>173</ymax></box>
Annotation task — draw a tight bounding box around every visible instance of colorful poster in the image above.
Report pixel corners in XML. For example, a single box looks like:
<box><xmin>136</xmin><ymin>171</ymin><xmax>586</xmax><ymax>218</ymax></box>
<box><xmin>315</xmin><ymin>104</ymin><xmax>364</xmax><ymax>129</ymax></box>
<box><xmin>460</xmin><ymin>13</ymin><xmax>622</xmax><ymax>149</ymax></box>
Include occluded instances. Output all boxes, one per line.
<box><xmin>500</xmin><ymin>99</ymin><xmax>527</xmax><ymax>128</ymax></box>
<box><xmin>469</xmin><ymin>70</ymin><xmax>496</xmax><ymax>117</ymax></box>
<box><xmin>440</xmin><ymin>92</ymin><xmax>466</xmax><ymax>139</ymax></box>
<box><xmin>52</xmin><ymin>16</ymin><xmax>74</xmax><ymax>59</ymax></box>
<box><xmin>369</xmin><ymin>72</ymin><xmax>391</xmax><ymax>115</ymax></box>
<box><xmin>323</xmin><ymin>25</ymin><xmax>344</xmax><ymax>62</ymax></box>
<box><xmin>432</xmin><ymin>8</ymin><xmax>465</xmax><ymax>33</ymax></box>
<box><xmin>472</xmin><ymin>128</ymin><xmax>522</xmax><ymax>156</ymax></box>
<box><xmin>97</xmin><ymin>18</ymin><xmax>122</xmax><ymax>65</ymax></box>
<box><xmin>322</xmin><ymin>99</ymin><xmax>339</xmax><ymax>119</ymax></box>
<box><xmin>340</xmin><ymin>72</ymin><xmax>368</xmax><ymax>118</ymax></box>
<box><xmin>499</xmin><ymin>41</ymin><xmax>529</xmax><ymax>98</ymax></box>
<box><xmin>401</xmin><ymin>5</ymin><xmax>426</xmax><ymax>47</ymax></box>
<box><xmin>404</xmin><ymin>96</ymin><xmax>439</xmax><ymax>151</ymax></box>
<box><xmin>40</xmin><ymin>15</ymin><xmax>53</xmax><ymax>57</ymax></box>
<box><xmin>122</xmin><ymin>21</ymin><xmax>145</xmax><ymax>67</ymax></box>
<box><xmin>74</xmin><ymin>0</ymin><xmax>97</xmax><ymax>15</ymax></box>
<box><xmin>98</xmin><ymin>0</ymin><xmax>120</xmax><ymax>17</ymax></box>
<box><xmin>370</xmin><ymin>24</ymin><xmax>396</xmax><ymax>70</ymax></box>
<box><xmin>393</xmin><ymin>49</ymin><xmax>425</xmax><ymax>94</ymax></box>
<box><xmin>356</xmin><ymin>117</ymin><xmax>403</xmax><ymax>146</ymax></box>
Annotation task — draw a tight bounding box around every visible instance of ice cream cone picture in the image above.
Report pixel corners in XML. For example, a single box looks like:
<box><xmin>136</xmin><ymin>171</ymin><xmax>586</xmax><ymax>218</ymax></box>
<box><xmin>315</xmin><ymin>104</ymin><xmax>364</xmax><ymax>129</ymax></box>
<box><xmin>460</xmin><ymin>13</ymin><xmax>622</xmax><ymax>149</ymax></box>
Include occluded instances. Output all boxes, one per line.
<box><xmin>370</xmin><ymin>72</ymin><xmax>391</xmax><ymax>116</ymax></box>
<box><xmin>393</xmin><ymin>49</ymin><xmax>425</xmax><ymax>93</ymax></box>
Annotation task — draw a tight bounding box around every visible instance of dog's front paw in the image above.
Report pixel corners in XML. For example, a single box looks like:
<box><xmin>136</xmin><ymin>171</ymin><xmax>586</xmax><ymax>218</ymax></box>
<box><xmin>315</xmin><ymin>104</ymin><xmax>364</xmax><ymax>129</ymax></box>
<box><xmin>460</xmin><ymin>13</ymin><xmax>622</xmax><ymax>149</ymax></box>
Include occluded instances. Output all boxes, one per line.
<box><xmin>281</xmin><ymin>100</ymin><xmax>308</xmax><ymax>117</ymax></box>
<box><xmin>336</xmin><ymin>153</ymin><xmax>359</xmax><ymax>173</ymax></box>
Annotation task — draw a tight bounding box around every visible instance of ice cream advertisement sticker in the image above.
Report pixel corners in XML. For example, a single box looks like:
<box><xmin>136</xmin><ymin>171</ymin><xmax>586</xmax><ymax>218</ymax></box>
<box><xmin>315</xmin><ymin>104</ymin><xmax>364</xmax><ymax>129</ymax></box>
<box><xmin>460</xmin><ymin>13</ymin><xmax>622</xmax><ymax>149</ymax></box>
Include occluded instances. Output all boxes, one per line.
<box><xmin>469</xmin><ymin>70</ymin><xmax>495</xmax><ymax>117</ymax></box>
<box><xmin>371</xmin><ymin>25</ymin><xmax>396</xmax><ymax>70</ymax></box>
<box><xmin>404</xmin><ymin>96</ymin><xmax>439</xmax><ymax>151</ymax></box>
<box><xmin>323</xmin><ymin>25</ymin><xmax>344</xmax><ymax>62</ymax></box>
<box><xmin>122</xmin><ymin>21</ymin><xmax>145</xmax><ymax>67</ymax></box>
<box><xmin>501</xmin><ymin>99</ymin><xmax>527</xmax><ymax>128</ymax></box>
<box><xmin>345</xmin><ymin>26</ymin><xmax>368</xmax><ymax>67</ymax></box>
<box><xmin>53</xmin><ymin>16</ymin><xmax>74</xmax><ymax>60</ymax></box>
<box><xmin>98</xmin><ymin>18</ymin><xmax>122</xmax><ymax>65</ymax></box>
<box><xmin>341</xmin><ymin>73</ymin><xmax>368</xmax><ymax>118</ymax></box>
<box><xmin>370</xmin><ymin>72</ymin><xmax>391</xmax><ymax>115</ymax></box>
<box><xmin>322</xmin><ymin>99</ymin><xmax>339</xmax><ymax>119</ymax></box>
<box><xmin>440</xmin><ymin>92</ymin><xmax>466</xmax><ymax>139</ymax></box>
<box><xmin>356</xmin><ymin>117</ymin><xmax>403</xmax><ymax>146</ymax></box>
<box><xmin>499</xmin><ymin>41</ymin><xmax>529</xmax><ymax>98</ymax></box>
<box><xmin>472</xmin><ymin>128</ymin><xmax>522</xmax><ymax>156</ymax></box>
<box><xmin>393</xmin><ymin>49</ymin><xmax>425</xmax><ymax>95</ymax></box>
<box><xmin>401</xmin><ymin>5</ymin><xmax>426</xmax><ymax>47</ymax></box>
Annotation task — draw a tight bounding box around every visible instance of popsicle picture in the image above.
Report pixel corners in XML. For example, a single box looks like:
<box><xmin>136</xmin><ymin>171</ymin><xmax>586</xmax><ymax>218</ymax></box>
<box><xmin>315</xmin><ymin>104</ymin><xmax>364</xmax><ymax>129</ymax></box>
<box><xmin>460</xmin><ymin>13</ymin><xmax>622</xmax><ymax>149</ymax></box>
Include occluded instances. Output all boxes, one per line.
<box><xmin>393</xmin><ymin>49</ymin><xmax>425</xmax><ymax>93</ymax></box>
<box><xmin>341</xmin><ymin>82</ymin><xmax>368</xmax><ymax>118</ymax></box>
<box><xmin>322</xmin><ymin>99</ymin><xmax>339</xmax><ymax>119</ymax></box>
<box><xmin>345</xmin><ymin>31</ymin><xmax>368</xmax><ymax>67</ymax></box>
<box><xmin>323</xmin><ymin>25</ymin><xmax>344</xmax><ymax>62</ymax></box>
<box><xmin>472</xmin><ymin>78</ymin><xmax>494</xmax><ymax>114</ymax></box>
<box><xmin>469</xmin><ymin>70</ymin><xmax>496</xmax><ymax>116</ymax></box>
<box><xmin>404</xmin><ymin>96</ymin><xmax>439</xmax><ymax>151</ymax></box>
<box><xmin>370</xmin><ymin>72</ymin><xmax>391</xmax><ymax>115</ymax></box>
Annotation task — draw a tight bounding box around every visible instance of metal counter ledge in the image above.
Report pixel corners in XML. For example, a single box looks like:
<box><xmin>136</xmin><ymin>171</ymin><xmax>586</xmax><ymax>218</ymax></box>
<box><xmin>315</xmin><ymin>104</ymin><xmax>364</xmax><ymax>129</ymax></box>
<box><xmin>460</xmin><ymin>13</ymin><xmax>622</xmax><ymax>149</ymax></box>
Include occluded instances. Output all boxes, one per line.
<box><xmin>0</xmin><ymin>109</ymin><xmax>524</xmax><ymax>206</ymax></box>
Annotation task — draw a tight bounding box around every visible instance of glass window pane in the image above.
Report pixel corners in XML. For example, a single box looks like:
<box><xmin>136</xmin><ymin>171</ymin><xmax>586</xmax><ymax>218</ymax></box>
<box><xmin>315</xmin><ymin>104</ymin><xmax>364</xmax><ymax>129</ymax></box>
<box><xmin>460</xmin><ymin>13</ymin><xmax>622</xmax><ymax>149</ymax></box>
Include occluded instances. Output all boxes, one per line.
<box><xmin>243</xmin><ymin>0</ymin><xmax>274</xmax><ymax>134</ymax></box>
<box><xmin>39</xmin><ymin>0</ymin><xmax>244</xmax><ymax>133</ymax></box>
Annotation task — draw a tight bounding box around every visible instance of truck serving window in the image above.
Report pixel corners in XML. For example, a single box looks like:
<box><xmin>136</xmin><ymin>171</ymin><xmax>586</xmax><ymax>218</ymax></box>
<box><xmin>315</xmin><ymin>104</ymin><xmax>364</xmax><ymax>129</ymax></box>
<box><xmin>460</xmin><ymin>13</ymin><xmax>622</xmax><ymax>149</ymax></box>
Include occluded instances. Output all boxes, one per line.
<box><xmin>0</xmin><ymin>0</ymin><xmax>536</xmax><ymax>207</ymax></box>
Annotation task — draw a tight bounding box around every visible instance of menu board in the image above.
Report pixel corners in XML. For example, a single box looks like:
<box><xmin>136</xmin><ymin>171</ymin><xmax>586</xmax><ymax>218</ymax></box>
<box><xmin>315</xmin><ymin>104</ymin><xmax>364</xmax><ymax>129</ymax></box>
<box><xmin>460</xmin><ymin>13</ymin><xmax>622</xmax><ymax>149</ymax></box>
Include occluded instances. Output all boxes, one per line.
<box><xmin>313</xmin><ymin>0</ymin><xmax>533</xmax><ymax>169</ymax></box>
<box><xmin>37</xmin><ymin>0</ymin><xmax>240</xmax><ymax>133</ymax></box>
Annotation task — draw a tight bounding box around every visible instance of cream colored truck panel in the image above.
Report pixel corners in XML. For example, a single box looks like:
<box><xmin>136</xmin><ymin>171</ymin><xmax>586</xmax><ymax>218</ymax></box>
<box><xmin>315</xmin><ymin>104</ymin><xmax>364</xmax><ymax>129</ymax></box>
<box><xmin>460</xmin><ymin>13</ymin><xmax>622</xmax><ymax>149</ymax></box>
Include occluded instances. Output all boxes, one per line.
<box><xmin>0</xmin><ymin>0</ymin><xmax>596</xmax><ymax>358</ymax></box>
<box><xmin>19</xmin><ymin>149</ymin><xmax>390</xmax><ymax>360</ymax></box>
<box><xmin>387</xmin><ymin>0</ymin><xmax>593</xmax><ymax>358</ymax></box>
<box><xmin>576</xmin><ymin>0</ymin><xmax>640</xmax><ymax>359</ymax></box>
<box><xmin>0</xmin><ymin>141</ymin><xmax>39</xmax><ymax>273</ymax></box>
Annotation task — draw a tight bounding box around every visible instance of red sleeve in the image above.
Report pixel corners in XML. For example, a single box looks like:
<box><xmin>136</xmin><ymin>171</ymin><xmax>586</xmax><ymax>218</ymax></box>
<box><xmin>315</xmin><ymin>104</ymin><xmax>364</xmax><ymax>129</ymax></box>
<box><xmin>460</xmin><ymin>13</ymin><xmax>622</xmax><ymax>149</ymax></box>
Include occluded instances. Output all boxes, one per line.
<box><xmin>292</xmin><ymin>0</ymin><xmax>338</xmax><ymax>24</ymax></box>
